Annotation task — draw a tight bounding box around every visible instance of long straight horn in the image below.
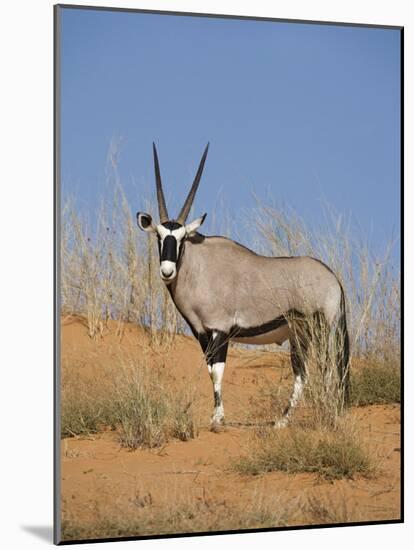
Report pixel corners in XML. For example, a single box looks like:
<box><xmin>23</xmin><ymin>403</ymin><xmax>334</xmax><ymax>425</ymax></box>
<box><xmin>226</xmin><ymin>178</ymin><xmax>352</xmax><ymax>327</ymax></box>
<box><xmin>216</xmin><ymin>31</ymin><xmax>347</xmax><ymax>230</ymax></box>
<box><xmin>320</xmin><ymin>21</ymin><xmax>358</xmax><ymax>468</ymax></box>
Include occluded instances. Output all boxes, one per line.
<box><xmin>153</xmin><ymin>143</ymin><xmax>169</xmax><ymax>224</ymax></box>
<box><xmin>177</xmin><ymin>143</ymin><xmax>209</xmax><ymax>225</ymax></box>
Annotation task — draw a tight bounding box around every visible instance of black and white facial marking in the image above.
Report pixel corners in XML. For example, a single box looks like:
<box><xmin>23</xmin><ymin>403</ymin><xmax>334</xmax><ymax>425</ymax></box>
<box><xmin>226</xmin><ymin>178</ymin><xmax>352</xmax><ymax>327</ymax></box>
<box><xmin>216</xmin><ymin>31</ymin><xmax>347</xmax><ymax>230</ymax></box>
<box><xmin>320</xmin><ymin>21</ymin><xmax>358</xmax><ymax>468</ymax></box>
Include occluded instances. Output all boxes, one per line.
<box><xmin>137</xmin><ymin>212</ymin><xmax>207</xmax><ymax>283</ymax></box>
<box><xmin>157</xmin><ymin>221</ymin><xmax>186</xmax><ymax>282</ymax></box>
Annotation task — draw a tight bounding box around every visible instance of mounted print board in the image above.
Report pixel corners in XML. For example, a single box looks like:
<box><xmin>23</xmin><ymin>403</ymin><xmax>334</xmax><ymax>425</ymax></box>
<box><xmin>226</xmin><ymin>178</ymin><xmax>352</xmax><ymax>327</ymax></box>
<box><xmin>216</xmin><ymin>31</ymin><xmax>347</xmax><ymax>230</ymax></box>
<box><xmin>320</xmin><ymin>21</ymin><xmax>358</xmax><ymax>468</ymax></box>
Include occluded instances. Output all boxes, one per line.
<box><xmin>54</xmin><ymin>4</ymin><xmax>403</xmax><ymax>545</ymax></box>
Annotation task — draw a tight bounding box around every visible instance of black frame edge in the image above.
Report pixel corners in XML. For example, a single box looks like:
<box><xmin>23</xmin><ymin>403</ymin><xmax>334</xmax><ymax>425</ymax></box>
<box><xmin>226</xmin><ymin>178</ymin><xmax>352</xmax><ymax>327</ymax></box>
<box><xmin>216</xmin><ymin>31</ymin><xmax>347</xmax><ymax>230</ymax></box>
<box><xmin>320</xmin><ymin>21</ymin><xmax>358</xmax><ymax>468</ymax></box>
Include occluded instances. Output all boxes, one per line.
<box><xmin>58</xmin><ymin>519</ymin><xmax>403</xmax><ymax>545</ymax></box>
<box><xmin>54</xmin><ymin>3</ymin><xmax>62</xmax><ymax>546</ymax></box>
<box><xmin>399</xmin><ymin>26</ymin><xmax>404</xmax><ymax>524</ymax></box>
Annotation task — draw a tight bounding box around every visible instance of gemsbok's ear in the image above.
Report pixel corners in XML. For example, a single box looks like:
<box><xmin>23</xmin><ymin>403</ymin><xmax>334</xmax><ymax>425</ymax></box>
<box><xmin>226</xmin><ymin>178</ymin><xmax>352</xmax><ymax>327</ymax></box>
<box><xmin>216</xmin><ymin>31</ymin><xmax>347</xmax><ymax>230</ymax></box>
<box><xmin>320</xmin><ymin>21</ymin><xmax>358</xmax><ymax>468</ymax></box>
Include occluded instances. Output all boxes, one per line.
<box><xmin>185</xmin><ymin>213</ymin><xmax>207</xmax><ymax>236</ymax></box>
<box><xmin>137</xmin><ymin>212</ymin><xmax>156</xmax><ymax>232</ymax></box>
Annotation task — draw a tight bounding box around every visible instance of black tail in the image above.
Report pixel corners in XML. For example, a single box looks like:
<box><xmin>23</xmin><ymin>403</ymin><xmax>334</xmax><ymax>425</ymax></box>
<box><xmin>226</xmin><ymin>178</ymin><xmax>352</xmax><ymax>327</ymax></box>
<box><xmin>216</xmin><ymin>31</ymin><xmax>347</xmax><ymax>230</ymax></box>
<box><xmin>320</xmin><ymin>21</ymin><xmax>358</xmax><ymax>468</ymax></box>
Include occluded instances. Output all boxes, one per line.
<box><xmin>336</xmin><ymin>287</ymin><xmax>351</xmax><ymax>407</ymax></box>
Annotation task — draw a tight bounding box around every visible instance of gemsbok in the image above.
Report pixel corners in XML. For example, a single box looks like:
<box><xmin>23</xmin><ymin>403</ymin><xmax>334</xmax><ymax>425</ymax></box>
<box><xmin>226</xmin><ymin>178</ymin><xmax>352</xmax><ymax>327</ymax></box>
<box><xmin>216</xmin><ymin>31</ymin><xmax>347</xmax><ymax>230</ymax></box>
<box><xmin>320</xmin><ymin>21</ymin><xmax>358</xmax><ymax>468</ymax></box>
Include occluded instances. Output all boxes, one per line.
<box><xmin>137</xmin><ymin>144</ymin><xmax>350</xmax><ymax>428</ymax></box>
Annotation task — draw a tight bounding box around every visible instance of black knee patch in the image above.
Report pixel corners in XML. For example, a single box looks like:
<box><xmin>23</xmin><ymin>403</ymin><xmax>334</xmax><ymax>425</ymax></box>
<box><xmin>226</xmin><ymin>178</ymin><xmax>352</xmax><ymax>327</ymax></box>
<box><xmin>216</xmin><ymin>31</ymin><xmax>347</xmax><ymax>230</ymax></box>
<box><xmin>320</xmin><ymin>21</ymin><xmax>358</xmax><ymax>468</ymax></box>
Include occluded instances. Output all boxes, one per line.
<box><xmin>203</xmin><ymin>330</ymin><xmax>229</xmax><ymax>364</ymax></box>
<box><xmin>214</xmin><ymin>391</ymin><xmax>221</xmax><ymax>407</ymax></box>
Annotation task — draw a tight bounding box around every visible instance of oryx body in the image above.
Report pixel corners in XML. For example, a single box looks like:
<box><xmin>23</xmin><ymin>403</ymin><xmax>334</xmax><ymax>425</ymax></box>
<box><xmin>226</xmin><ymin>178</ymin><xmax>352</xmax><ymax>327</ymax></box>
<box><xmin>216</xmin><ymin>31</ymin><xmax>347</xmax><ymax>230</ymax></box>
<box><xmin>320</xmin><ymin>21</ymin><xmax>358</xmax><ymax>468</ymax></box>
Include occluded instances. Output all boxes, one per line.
<box><xmin>137</xmin><ymin>144</ymin><xmax>350</xmax><ymax>427</ymax></box>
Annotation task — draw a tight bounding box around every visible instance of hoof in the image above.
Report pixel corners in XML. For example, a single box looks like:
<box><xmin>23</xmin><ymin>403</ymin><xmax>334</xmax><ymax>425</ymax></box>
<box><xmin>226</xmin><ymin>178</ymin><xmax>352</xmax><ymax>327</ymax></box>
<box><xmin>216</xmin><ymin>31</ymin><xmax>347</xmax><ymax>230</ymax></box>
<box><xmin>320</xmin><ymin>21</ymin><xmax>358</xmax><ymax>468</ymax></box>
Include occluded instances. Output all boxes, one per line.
<box><xmin>274</xmin><ymin>417</ymin><xmax>289</xmax><ymax>429</ymax></box>
<box><xmin>210</xmin><ymin>415</ymin><xmax>225</xmax><ymax>432</ymax></box>
<box><xmin>210</xmin><ymin>421</ymin><xmax>225</xmax><ymax>433</ymax></box>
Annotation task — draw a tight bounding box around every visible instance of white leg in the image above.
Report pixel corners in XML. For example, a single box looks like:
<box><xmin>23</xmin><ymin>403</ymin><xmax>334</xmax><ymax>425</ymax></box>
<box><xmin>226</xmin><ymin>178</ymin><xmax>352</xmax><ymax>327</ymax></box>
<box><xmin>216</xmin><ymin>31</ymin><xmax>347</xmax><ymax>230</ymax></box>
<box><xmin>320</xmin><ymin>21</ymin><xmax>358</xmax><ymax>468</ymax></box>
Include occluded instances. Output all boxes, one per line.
<box><xmin>275</xmin><ymin>375</ymin><xmax>305</xmax><ymax>429</ymax></box>
<box><xmin>289</xmin><ymin>374</ymin><xmax>304</xmax><ymax>409</ymax></box>
<box><xmin>208</xmin><ymin>361</ymin><xmax>225</xmax><ymax>425</ymax></box>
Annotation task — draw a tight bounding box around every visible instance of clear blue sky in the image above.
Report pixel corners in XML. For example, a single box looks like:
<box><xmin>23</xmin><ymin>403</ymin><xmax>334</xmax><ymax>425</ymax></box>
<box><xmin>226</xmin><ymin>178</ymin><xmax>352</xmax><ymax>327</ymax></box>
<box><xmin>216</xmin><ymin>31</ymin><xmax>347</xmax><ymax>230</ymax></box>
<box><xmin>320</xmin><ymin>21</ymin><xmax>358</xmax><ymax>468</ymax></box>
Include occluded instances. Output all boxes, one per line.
<box><xmin>60</xmin><ymin>7</ymin><xmax>401</xmax><ymax>255</ymax></box>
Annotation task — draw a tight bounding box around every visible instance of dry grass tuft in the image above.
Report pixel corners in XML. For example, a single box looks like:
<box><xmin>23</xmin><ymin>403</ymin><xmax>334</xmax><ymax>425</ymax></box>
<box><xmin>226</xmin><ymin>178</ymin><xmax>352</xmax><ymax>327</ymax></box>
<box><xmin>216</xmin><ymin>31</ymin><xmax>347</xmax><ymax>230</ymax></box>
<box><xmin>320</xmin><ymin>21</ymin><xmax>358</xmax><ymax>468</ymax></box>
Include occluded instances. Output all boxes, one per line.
<box><xmin>351</xmin><ymin>360</ymin><xmax>400</xmax><ymax>406</ymax></box>
<box><xmin>233</xmin><ymin>419</ymin><xmax>375</xmax><ymax>481</ymax></box>
<box><xmin>61</xmin><ymin>360</ymin><xmax>114</xmax><ymax>437</ymax></box>
<box><xmin>61</xmin><ymin>357</ymin><xmax>200</xmax><ymax>448</ymax></box>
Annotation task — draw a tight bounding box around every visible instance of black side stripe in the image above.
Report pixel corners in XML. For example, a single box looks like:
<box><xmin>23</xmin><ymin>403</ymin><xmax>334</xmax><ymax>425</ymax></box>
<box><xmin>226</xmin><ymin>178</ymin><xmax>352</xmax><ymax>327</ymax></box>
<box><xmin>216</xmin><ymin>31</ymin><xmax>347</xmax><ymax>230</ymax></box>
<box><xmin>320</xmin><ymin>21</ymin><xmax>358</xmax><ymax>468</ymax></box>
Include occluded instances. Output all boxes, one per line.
<box><xmin>231</xmin><ymin>315</ymin><xmax>288</xmax><ymax>338</ymax></box>
<box><xmin>230</xmin><ymin>309</ymin><xmax>305</xmax><ymax>338</ymax></box>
